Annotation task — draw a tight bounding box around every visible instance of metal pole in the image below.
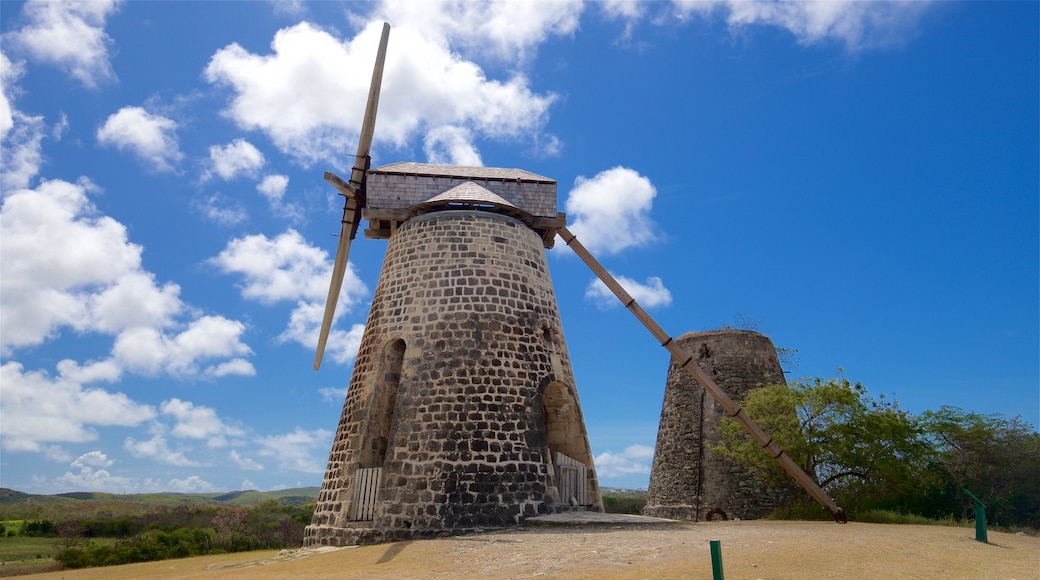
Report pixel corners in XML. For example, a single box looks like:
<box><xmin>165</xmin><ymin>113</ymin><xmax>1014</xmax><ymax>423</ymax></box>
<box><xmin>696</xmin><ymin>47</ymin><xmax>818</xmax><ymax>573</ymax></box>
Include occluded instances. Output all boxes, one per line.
<box><xmin>962</xmin><ymin>487</ymin><xmax>988</xmax><ymax>543</ymax></box>
<box><xmin>710</xmin><ymin>540</ymin><xmax>725</xmax><ymax>580</ymax></box>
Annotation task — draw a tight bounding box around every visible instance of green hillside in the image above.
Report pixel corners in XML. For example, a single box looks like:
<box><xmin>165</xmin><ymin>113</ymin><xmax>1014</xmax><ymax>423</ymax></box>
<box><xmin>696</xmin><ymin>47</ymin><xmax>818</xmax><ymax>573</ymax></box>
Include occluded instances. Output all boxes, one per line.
<box><xmin>0</xmin><ymin>487</ymin><xmax>319</xmax><ymax>513</ymax></box>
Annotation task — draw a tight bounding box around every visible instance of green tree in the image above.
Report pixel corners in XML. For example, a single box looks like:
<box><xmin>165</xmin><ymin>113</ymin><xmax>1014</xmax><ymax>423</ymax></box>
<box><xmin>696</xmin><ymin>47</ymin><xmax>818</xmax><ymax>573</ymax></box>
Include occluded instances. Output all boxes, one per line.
<box><xmin>920</xmin><ymin>406</ymin><xmax>1040</xmax><ymax>527</ymax></box>
<box><xmin>715</xmin><ymin>376</ymin><xmax>930</xmax><ymax>510</ymax></box>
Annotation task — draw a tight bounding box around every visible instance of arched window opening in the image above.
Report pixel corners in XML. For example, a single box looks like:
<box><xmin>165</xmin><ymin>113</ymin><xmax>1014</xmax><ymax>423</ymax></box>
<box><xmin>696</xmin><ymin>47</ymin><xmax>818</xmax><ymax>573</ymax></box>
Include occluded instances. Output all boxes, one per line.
<box><xmin>362</xmin><ymin>339</ymin><xmax>405</xmax><ymax>468</ymax></box>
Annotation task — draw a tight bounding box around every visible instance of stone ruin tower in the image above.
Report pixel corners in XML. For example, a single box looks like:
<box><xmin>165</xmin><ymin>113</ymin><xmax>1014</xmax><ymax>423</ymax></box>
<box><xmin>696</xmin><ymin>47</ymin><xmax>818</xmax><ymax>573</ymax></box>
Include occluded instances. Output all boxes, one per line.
<box><xmin>643</xmin><ymin>329</ymin><xmax>788</xmax><ymax>521</ymax></box>
<box><xmin>305</xmin><ymin>162</ymin><xmax>603</xmax><ymax>546</ymax></box>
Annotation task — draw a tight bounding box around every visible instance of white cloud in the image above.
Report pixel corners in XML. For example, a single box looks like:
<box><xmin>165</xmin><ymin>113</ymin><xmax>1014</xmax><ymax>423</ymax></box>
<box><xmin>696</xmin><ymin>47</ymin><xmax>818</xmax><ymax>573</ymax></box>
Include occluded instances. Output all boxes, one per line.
<box><xmin>585</xmin><ymin>273</ymin><xmax>672</xmax><ymax>310</ymax></box>
<box><xmin>564</xmin><ymin>166</ymin><xmax>659</xmax><ymax>256</ymax></box>
<box><xmin>281</xmin><ymin>301</ymin><xmax>366</xmax><ymax>365</ymax></box>
<box><xmin>88</xmin><ymin>272</ymin><xmax>184</xmax><ymax>334</ymax></box>
<box><xmin>599</xmin><ymin>0</ymin><xmax>645</xmax><ymax>21</ymax></box>
<box><xmin>424</xmin><ymin>125</ymin><xmax>482</xmax><ymax>166</ymax></box>
<box><xmin>211</xmin><ymin>229</ymin><xmax>367</xmax><ymax>363</ymax></box>
<box><xmin>257</xmin><ymin>174</ymin><xmax>302</xmax><ymax>220</ymax></box>
<box><xmin>112</xmin><ymin>317</ymin><xmax>254</xmax><ymax>378</ymax></box>
<box><xmin>594</xmin><ymin>444</ymin><xmax>654</xmax><ymax>478</ymax></box>
<box><xmin>318</xmin><ymin>386</ymin><xmax>347</xmax><ymax>404</ymax></box>
<box><xmin>669</xmin><ymin>0</ymin><xmax>931</xmax><ymax>51</ymax></box>
<box><xmin>55</xmin><ymin>358</ymin><xmax>122</xmax><ymax>384</ymax></box>
<box><xmin>97</xmin><ymin>106</ymin><xmax>183</xmax><ymax>172</ymax></box>
<box><xmin>160</xmin><ymin>398</ymin><xmax>246</xmax><ymax>447</ymax></box>
<box><xmin>124</xmin><ymin>431</ymin><xmax>199</xmax><ymax>467</ymax></box>
<box><xmin>0</xmin><ymin>107</ymin><xmax>45</xmax><ymax>192</ymax></box>
<box><xmin>206</xmin><ymin>138</ymin><xmax>265</xmax><ymax>181</ymax></box>
<box><xmin>230</xmin><ymin>449</ymin><xmax>264</xmax><ymax>471</ymax></box>
<box><xmin>375</xmin><ymin>0</ymin><xmax>583</xmax><ymax>62</ymax></box>
<box><xmin>211</xmin><ymin>229</ymin><xmax>351</xmax><ymax>304</ymax></box>
<box><xmin>1</xmin><ymin>50</ymin><xmax>23</xmax><ymax>140</ymax></box>
<box><xmin>42</xmin><ymin>445</ymin><xmax>73</xmax><ymax>463</ymax></box>
<box><xmin>0</xmin><ymin>178</ymin><xmax>187</xmax><ymax>352</ymax></box>
<box><xmin>257</xmin><ymin>427</ymin><xmax>332</xmax><ymax>473</ymax></box>
<box><xmin>257</xmin><ymin>174</ymin><xmax>288</xmax><ymax>203</ymax></box>
<box><xmin>206</xmin><ymin>358</ymin><xmax>257</xmax><ymax>378</ymax></box>
<box><xmin>166</xmin><ymin>475</ymin><xmax>216</xmax><ymax>493</ymax></box>
<box><xmin>195</xmin><ymin>192</ymin><xmax>248</xmax><ymax>225</ymax></box>
<box><xmin>3</xmin><ymin>0</ymin><xmax>121</xmax><ymax>88</ymax></box>
<box><xmin>73</xmin><ymin>450</ymin><xmax>114</xmax><ymax>470</ymax></box>
<box><xmin>204</xmin><ymin>21</ymin><xmax>558</xmax><ymax>166</ymax></box>
<box><xmin>0</xmin><ymin>361</ymin><xmax>156</xmax><ymax>453</ymax></box>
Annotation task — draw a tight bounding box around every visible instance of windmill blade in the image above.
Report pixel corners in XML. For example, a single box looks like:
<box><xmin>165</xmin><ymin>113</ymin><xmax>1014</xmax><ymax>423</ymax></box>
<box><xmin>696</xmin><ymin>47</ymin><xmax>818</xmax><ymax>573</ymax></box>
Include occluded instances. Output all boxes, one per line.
<box><xmin>313</xmin><ymin>179</ymin><xmax>362</xmax><ymax>370</ymax></box>
<box><xmin>313</xmin><ymin>22</ymin><xmax>390</xmax><ymax>371</ymax></box>
<box><xmin>349</xmin><ymin>21</ymin><xmax>391</xmax><ymax>196</ymax></box>
<box><xmin>556</xmin><ymin>226</ymin><xmax>848</xmax><ymax>523</ymax></box>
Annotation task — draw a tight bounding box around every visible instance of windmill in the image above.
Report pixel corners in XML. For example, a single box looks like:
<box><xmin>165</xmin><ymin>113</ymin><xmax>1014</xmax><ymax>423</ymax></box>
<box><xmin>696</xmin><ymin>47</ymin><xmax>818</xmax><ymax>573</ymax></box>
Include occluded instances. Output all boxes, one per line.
<box><xmin>305</xmin><ymin>24</ymin><xmax>603</xmax><ymax>547</ymax></box>
<box><xmin>306</xmin><ymin>21</ymin><xmax>844</xmax><ymax>548</ymax></box>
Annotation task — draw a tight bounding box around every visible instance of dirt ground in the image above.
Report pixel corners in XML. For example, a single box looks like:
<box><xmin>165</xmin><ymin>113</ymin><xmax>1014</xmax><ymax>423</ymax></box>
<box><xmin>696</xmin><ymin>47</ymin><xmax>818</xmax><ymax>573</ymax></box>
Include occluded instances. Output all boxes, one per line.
<box><xmin>30</xmin><ymin>520</ymin><xmax>1039</xmax><ymax>580</ymax></box>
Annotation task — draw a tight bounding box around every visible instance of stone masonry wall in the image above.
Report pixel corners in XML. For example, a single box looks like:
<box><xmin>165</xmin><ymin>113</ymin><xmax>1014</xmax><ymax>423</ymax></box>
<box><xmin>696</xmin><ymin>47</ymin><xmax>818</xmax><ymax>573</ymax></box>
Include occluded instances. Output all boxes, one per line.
<box><xmin>305</xmin><ymin>210</ymin><xmax>601</xmax><ymax>546</ymax></box>
<box><xmin>643</xmin><ymin>329</ymin><xmax>789</xmax><ymax>521</ymax></box>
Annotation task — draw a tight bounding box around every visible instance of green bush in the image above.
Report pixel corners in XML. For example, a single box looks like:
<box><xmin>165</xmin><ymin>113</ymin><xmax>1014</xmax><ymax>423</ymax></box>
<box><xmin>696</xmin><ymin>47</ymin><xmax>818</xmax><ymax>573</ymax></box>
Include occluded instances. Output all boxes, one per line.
<box><xmin>601</xmin><ymin>490</ymin><xmax>647</xmax><ymax>514</ymax></box>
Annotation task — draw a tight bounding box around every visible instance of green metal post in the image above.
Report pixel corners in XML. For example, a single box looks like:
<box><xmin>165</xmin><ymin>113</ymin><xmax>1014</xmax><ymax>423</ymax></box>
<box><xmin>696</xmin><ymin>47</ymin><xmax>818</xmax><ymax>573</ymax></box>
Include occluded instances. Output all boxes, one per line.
<box><xmin>962</xmin><ymin>487</ymin><xmax>988</xmax><ymax>543</ymax></box>
<box><xmin>710</xmin><ymin>540</ymin><xmax>724</xmax><ymax>580</ymax></box>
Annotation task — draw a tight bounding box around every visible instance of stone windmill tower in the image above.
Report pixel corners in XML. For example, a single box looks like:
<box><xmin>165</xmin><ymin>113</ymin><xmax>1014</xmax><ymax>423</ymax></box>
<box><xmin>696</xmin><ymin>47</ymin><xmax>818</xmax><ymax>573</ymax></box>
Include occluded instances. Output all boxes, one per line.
<box><xmin>643</xmin><ymin>329</ymin><xmax>791</xmax><ymax>521</ymax></box>
<box><xmin>304</xmin><ymin>24</ymin><xmax>602</xmax><ymax>547</ymax></box>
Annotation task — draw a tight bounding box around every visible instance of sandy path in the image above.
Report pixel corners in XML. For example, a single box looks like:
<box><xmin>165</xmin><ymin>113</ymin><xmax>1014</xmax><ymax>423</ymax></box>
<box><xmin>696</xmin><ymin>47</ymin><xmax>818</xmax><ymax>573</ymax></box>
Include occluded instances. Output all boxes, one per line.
<box><xmin>32</xmin><ymin>520</ymin><xmax>1039</xmax><ymax>579</ymax></box>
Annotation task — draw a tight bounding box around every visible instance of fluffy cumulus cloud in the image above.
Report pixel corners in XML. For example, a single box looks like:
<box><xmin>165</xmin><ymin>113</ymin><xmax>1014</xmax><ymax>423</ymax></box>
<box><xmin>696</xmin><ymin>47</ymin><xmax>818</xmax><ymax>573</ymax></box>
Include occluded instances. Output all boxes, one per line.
<box><xmin>374</xmin><ymin>0</ymin><xmax>583</xmax><ymax>62</ymax></box>
<box><xmin>423</xmin><ymin>125</ymin><xmax>482</xmax><ymax>166</ymax></box>
<box><xmin>594</xmin><ymin>444</ymin><xmax>655</xmax><ymax>479</ymax></box>
<box><xmin>256</xmin><ymin>174</ymin><xmax>302</xmax><ymax>221</ymax></box>
<box><xmin>585</xmin><ymin>274</ymin><xmax>672</xmax><ymax>310</ymax></box>
<box><xmin>50</xmin><ymin>451</ymin><xmax>136</xmax><ymax>493</ymax></box>
<box><xmin>0</xmin><ymin>178</ymin><xmax>179</xmax><ymax>351</ymax></box>
<box><xmin>2</xmin><ymin>0</ymin><xmax>121</xmax><ymax>88</ymax></box>
<box><xmin>0</xmin><ymin>50</ymin><xmax>21</xmax><ymax>140</ymax></box>
<box><xmin>195</xmin><ymin>192</ymin><xmax>248</xmax><ymax>226</ymax></box>
<box><xmin>166</xmin><ymin>475</ymin><xmax>216</xmax><ymax>493</ymax></box>
<box><xmin>0</xmin><ymin>109</ymin><xmax>45</xmax><ymax>193</ymax></box>
<box><xmin>160</xmin><ymin>398</ymin><xmax>245</xmax><ymax>447</ymax></box>
<box><xmin>666</xmin><ymin>0</ymin><xmax>931</xmax><ymax>51</ymax></box>
<box><xmin>230</xmin><ymin>449</ymin><xmax>264</xmax><ymax>471</ymax></box>
<box><xmin>206</xmin><ymin>138</ymin><xmax>265</xmax><ymax>181</ymax></box>
<box><xmin>111</xmin><ymin>317</ymin><xmax>254</xmax><ymax>377</ymax></box>
<box><xmin>0</xmin><ymin>51</ymin><xmax>46</xmax><ymax>192</ymax></box>
<box><xmin>210</xmin><ymin>229</ymin><xmax>352</xmax><ymax>303</ymax></box>
<box><xmin>124</xmin><ymin>432</ymin><xmax>199</xmax><ymax>467</ymax></box>
<box><xmin>0</xmin><ymin>177</ymin><xmax>255</xmax><ymax>379</ymax></box>
<box><xmin>0</xmin><ymin>361</ymin><xmax>155</xmax><ymax>453</ymax></box>
<box><xmin>257</xmin><ymin>427</ymin><xmax>333</xmax><ymax>473</ymax></box>
<box><xmin>96</xmin><ymin>106</ymin><xmax>183</xmax><ymax>172</ymax></box>
<box><xmin>564</xmin><ymin>166</ymin><xmax>659</xmax><ymax>256</ymax></box>
<box><xmin>204</xmin><ymin>20</ymin><xmax>558</xmax><ymax>166</ymax></box>
<box><xmin>210</xmin><ymin>229</ymin><xmax>367</xmax><ymax>363</ymax></box>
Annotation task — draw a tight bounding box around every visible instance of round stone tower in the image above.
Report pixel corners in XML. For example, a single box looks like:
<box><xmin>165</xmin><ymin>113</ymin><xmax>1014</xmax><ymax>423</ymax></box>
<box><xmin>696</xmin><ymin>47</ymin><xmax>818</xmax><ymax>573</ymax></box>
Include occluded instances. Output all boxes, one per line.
<box><xmin>643</xmin><ymin>329</ymin><xmax>789</xmax><ymax>521</ymax></box>
<box><xmin>305</xmin><ymin>164</ymin><xmax>602</xmax><ymax>546</ymax></box>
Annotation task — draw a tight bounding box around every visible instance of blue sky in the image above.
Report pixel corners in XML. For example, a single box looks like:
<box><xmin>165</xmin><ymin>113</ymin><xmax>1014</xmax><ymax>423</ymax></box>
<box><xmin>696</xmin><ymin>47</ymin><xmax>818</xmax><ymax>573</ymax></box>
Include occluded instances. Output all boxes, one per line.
<box><xmin>1</xmin><ymin>1</ymin><xmax>1036</xmax><ymax>494</ymax></box>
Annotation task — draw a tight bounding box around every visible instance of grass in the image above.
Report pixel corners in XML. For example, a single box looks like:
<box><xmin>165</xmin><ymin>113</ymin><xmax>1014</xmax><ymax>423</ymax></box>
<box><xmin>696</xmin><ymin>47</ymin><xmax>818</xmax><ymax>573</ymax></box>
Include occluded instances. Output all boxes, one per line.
<box><xmin>0</xmin><ymin>535</ymin><xmax>58</xmax><ymax>561</ymax></box>
<box><xmin>0</xmin><ymin>536</ymin><xmax>60</xmax><ymax>577</ymax></box>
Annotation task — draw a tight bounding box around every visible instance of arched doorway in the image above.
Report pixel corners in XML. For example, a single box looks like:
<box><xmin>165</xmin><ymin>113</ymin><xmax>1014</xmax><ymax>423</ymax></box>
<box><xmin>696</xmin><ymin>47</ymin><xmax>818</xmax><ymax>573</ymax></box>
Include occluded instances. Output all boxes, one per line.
<box><xmin>541</xmin><ymin>381</ymin><xmax>590</xmax><ymax>506</ymax></box>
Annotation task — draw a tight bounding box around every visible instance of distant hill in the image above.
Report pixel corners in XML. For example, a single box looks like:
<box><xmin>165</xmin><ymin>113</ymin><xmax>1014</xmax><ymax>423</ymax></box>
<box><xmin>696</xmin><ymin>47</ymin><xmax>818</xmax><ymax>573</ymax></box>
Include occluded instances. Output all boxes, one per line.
<box><xmin>0</xmin><ymin>487</ymin><xmax>320</xmax><ymax>507</ymax></box>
